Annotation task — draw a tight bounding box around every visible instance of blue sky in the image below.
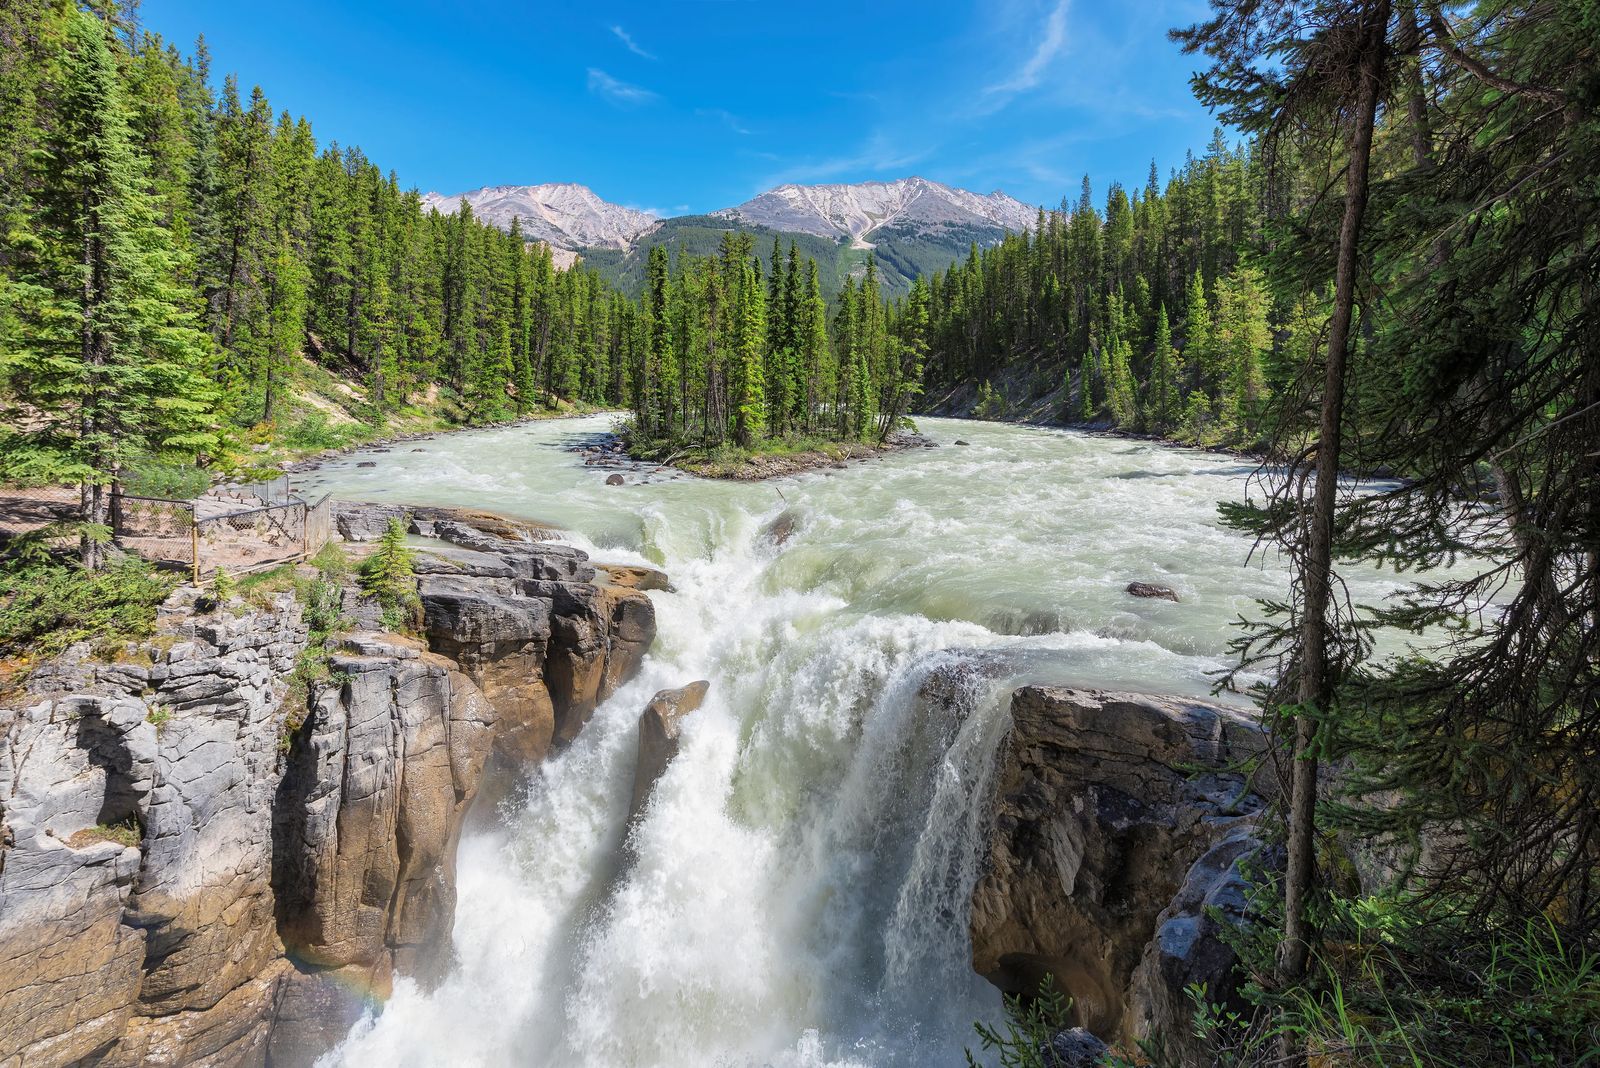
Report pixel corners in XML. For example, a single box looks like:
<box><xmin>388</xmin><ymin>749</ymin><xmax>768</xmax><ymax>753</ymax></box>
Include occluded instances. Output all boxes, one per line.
<box><xmin>140</xmin><ymin>0</ymin><xmax>1225</xmax><ymax>216</ymax></box>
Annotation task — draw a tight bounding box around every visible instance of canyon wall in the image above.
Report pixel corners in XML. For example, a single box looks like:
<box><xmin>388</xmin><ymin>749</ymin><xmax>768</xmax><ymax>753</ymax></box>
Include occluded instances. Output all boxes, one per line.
<box><xmin>970</xmin><ymin>686</ymin><xmax>1279</xmax><ymax>1063</ymax></box>
<box><xmin>0</xmin><ymin>510</ymin><xmax>657</xmax><ymax>1068</ymax></box>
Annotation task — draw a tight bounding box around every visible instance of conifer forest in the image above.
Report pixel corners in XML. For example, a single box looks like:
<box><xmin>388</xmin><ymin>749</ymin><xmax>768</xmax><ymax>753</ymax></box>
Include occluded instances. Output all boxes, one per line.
<box><xmin>1</xmin><ymin>2</ymin><xmax>1597</xmax><ymax>1067</ymax></box>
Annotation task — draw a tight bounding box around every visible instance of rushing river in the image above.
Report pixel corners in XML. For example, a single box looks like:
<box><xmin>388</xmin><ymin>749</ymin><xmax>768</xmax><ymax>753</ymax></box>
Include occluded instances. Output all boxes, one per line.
<box><xmin>298</xmin><ymin>414</ymin><xmax>1411</xmax><ymax>1068</ymax></box>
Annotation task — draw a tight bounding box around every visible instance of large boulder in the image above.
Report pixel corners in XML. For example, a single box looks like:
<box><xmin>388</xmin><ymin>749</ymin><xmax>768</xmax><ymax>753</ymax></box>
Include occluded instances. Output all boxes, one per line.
<box><xmin>600</xmin><ymin>563</ymin><xmax>671</xmax><ymax>592</ymax></box>
<box><xmin>970</xmin><ymin>686</ymin><xmax>1272</xmax><ymax>1050</ymax></box>
<box><xmin>333</xmin><ymin>501</ymin><xmax>406</xmax><ymax>542</ymax></box>
<box><xmin>629</xmin><ymin>681</ymin><xmax>711</xmax><ymax>824</ymax></box>
<box><xmin>1129</xmin><ymin>825</ymin><xmax>1270</xmax><ymax>1066</ymax></box>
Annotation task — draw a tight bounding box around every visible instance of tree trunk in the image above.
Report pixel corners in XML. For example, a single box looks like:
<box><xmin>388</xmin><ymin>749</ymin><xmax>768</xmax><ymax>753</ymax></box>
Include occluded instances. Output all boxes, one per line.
<box><xmin>80</xmin><ymin>217</ymin><xmax>108</xmax><ymax>570</ymax></box>
<box><xmin>1400</xmin><ymin>3</ymin><xmax>1434</xmax><ymax>171</ymax></box>
<box><xmin>1278</xmin><ymin>0</ymin><xmax>1390</xmax><ymax>1008</ymax></box>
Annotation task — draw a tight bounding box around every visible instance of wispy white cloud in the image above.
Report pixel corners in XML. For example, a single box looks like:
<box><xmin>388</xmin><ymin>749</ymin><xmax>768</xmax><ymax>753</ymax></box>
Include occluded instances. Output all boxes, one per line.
<box><xmin>983</xmin><ymin>0</ymin><xmax>1070</xmax><ymax>98</ymax></box>
<box><xmin>759</xmin><ymin>133</ymin><xmax>931</xmax><ymax>188</ymax></box>
<box><xmin>586</xmin><ymin>68</ymin><xmax>658</xmax><ymax>107</ymax></box>
<box><xmin>696</xmin><ymin>108</ymin><xmax>753</xmax><ymax>135</ymax></box>
<box><xmin>609</xmin><ymin>25</ymin><xmax>656</xmax><ymax>60</ymax></box>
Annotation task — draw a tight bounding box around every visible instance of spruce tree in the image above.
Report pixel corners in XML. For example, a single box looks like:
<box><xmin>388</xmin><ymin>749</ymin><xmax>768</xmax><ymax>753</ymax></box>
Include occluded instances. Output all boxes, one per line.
<box><xmin>1147</xmin><ymin>304</ymin><xmax>1181</xmax><ymax>432</ymax></box>
<box><xmin>0</xmin><ymin>8</ymin><xmax>217</xmax><ymax>567</ymax></box>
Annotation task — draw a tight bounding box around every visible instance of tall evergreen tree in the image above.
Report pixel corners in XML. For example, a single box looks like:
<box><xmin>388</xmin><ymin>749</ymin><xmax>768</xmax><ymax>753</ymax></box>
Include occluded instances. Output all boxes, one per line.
<box><xmin>0</xmin><ymin>8</ymin><xmax>216</xmax><ymax>567</ymax></box>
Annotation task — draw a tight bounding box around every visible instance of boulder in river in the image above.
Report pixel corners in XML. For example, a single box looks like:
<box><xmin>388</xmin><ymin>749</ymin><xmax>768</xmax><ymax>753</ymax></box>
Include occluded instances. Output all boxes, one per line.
<box><xmin>606</xmin><ymin>473</ymin><xmax>625</xmax><ymax>486</ymax></box>
<box><xmin>760</xmin><ymin>507</ymin><xmax>801</xmax><ymax>547</ymax></box>
<box><xmin>629</xmin><ymin>681</ymin><xmax>710</xmax><ymax>825</ymax></box>
<box><xmin>1126</xmin><ymin>581</ymin><xmax>1179</xmax><ymax>601</ymax></box>
<box><xmin>601</xmin><ymin>564</ymin><xmax>671</xmax><ymax>592</ymax></box>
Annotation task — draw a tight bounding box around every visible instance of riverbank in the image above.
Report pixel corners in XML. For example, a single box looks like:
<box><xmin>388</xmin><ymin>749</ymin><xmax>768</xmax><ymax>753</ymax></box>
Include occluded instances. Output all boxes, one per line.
<box><xmin>279</xmin><ymin>406</ymin><xmax>622</xmax><ymax>476</ymax></box>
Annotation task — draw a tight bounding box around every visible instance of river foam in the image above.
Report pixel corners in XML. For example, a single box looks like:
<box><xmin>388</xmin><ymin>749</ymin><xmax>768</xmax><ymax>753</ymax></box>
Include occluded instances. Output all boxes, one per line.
<box><xmin>303</xmin><ymin>416</ymin><xmax>1406</xmax><ymax>1067</ymax></box>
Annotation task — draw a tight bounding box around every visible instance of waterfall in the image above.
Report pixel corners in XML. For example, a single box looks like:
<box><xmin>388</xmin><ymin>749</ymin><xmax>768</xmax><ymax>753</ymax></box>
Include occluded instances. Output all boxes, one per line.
<box><xmin>296</xmin><ymin>414</ymin><xmax>1407</xmax><ymax>1066</ymax></box>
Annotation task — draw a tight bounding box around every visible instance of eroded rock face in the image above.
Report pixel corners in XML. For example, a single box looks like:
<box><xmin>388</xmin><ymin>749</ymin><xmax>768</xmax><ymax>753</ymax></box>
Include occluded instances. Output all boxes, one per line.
<box><xmin>1129</xmin><ymin>824</ymin><xmax>1269</xmax><ymax>1065</ymax></box>
<box><xmin>0</xmin><ymin>505</ymin><xmax>664</xmax><ymax>1068</ymax></box>
<box><xmin>0</xmin><ymin>591</ymin><xmax>307</xmax><ymax>1068</ymax></box>
<box><xmin>0</xmin><ymin>695</ymin><xmax>153</xmax><ymax>1067</ymax></box>
<box><xmin>629</xmin><ymin>681</ymin><xmax>711</xmax><ymax>824</ymax></box>
<box><xmin>970</xmin><ymin>686</ymin><xmax>1273</xmax><ymax>1051</ymax></box>
<box><xmin>414</xmin><ymin>527</ymin><xmax>656</xmax><ymax>764</ymax></box>
<box><xmin>273</xmin><ymin>634</ymin><xmax>495</xmax><ymax>987</ymax></box>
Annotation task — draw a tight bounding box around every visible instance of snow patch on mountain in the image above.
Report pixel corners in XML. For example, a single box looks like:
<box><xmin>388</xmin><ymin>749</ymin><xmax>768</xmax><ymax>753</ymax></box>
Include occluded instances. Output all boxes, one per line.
<box><xmin>712</xmin><ymin>177</ymin><xmax>1039</xmax><ymax>246</ymax></box>
<box><xmin>420</xmin><ymin>183</ymin><xmax>659</xmax><ymax>251</ymax></box>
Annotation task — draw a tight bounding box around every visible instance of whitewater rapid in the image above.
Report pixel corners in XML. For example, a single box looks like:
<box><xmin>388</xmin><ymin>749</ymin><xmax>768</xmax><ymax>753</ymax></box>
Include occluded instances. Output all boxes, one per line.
<box><xmin>296</xmin><ymin>415</ymin><xmax>1410</xmax><ymax>1067</ymax></box>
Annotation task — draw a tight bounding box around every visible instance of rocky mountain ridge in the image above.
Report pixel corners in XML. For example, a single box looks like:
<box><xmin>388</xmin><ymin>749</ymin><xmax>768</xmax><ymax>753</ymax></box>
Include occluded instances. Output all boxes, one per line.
<box><xmin>419</xmin><ymin>175</ymin><xmax>1036</xmax><ymax>268</ymax></box>
<box><xmin>712</xmin><ymin>176</ymin><xmax>1038</xmax><ymax>247</ymax></box>
<box><xmin>419</xmin><ymin>182</ymin><xmax>659</xmax><ymax>252</ymax></box>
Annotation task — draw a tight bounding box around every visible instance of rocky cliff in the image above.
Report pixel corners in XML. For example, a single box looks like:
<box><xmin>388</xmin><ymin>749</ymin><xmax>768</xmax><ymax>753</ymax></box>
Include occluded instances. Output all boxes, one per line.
<box><xmin>970</xmin><ymin>686</ymin><xmax>1278</xmax><ymax>1063</ymax></box>
<box><xmin>0</xmin><ymin>508</ymin><xmax>657</xmax><ymax>1068</ymax></box>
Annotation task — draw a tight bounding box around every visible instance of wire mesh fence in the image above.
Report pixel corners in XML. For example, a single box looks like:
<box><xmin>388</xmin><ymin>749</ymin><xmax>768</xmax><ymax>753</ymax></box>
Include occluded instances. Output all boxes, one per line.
<box><xmin>0</xmin><ymin>484</ymin><xmax>81</xmax><ymax>540</ymax></box>
<box><xmin>111</xmin><ymin>493</ymin><xmax>197</xmax><ymax>570</ymax></box>
<box><xmin>0</xmin><ymin>482</ymin><xmax>334</xmax><ymax>579</ymax></box>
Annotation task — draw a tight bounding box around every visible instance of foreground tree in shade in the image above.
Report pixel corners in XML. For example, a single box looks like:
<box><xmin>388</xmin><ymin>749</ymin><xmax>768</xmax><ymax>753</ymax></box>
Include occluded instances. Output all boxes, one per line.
<box><xmin>1178</xmin><ymin>0</ymin><xmax>1395</xmax><ymax>1030</ymax></box>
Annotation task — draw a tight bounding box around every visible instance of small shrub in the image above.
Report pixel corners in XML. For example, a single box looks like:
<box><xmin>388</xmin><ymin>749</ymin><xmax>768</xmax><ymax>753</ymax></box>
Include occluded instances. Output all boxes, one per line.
<box><xmin>208</xmin><ymin>567</ymin><xmax>237</xmax><ymax>608</ymax></box>
<box><xmin>0</xmin><ymin>552</ymin><xmax>176</xmax><ymax>659</ymax></box>
<box><xmin>976</xmin><ymin>381</ymin><xmax>1009</xmax><ymax>420</ymax></box>
<box><xmin>280</xmin><ymin>412</ymin><xmax>356</xmax><ymax>452</ymax></box>
<box><xmin>965</xmin><ymin>976</ymin><xmax>1076</xmax><ymax>1068</ymax></box>
<box><xmin>146</xmin><ymin>705</ymin><xmax>172</xmax><ymax>733</ymax></box>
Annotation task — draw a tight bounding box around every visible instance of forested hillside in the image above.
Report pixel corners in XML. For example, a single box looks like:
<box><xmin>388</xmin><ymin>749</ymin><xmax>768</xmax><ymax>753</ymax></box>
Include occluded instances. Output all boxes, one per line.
<box><xmin>916</xmin><ymin>135</ymin><xmax>1276</xmax><ymax>444</ymax></box>
<box><xmin>0</xmin><ymin>0</ymin><xmax>632</xmax><ymax>498</ymax></box>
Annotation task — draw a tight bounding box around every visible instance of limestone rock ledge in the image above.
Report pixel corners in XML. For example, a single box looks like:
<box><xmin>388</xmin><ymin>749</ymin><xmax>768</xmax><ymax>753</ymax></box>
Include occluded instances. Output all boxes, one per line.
<box><xmin>970</xmin><ymin>686</ymin><xmax>1277</xmax><ymax>1060</ymax></box>
<box><xmin>0</xmin><ymin>507</ymin><xmax>658</xmax><ymax>1068</ymax></box>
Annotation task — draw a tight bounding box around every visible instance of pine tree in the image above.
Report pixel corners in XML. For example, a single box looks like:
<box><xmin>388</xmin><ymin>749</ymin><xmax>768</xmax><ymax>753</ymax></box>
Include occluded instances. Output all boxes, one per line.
<box><xmin>1147</xmin><ymin>304</ymin><xmax>1182</xmax><ymax>432</ymax></box>
<box><xmin>1182</xmin><ymin>269</ymin><xmax>1215</xmax><ymax>397</ymax></box>
<box><xmin>1212</xmin><ymin>262</ymin><xmax>1270</xmax><ymax>434</ymax></box>
<box><xmin>731</xmin><ymin>257</ymin><xmax>766</xmax><ymax>445</ymax></box>
<box><xmin>0</xmin><ymin>8</ymin><xmax>217</xmax><ymax>568</ymax></box>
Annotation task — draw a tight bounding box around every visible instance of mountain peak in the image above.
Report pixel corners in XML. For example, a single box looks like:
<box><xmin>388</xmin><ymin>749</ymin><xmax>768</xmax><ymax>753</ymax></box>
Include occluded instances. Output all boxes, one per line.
<box><xmin>419</xmin><ymin>183</ymin><xmax>658</xmax><ymax>251</ymax></box>
<box><xmin>711</xmin><ymin>177</ymin><xmax>1037</xmax><ymax>245</ymax></box>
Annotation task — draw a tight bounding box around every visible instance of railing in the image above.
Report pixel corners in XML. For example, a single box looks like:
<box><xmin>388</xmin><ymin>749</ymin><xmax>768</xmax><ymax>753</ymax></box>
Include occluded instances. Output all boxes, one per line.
<box><xmin>0</xmin><ymin>484</ymin><xmax>334</xmax><ymax>581</ymax></box>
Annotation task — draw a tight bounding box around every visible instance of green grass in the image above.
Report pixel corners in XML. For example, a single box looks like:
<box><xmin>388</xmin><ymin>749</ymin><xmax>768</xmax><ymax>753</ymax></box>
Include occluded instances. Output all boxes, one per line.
<box><xmin>68</xmin><ymin>819</ymin><xmax>142</xmax><ymax>849</ymax></box>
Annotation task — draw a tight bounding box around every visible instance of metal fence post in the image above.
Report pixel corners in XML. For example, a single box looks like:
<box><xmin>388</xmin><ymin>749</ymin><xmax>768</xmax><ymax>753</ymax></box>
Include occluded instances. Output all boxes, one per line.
<box><xmin>191</xmin><ymin>510</ymin><xmax>200</xmax><ymax>584</ymax></box>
